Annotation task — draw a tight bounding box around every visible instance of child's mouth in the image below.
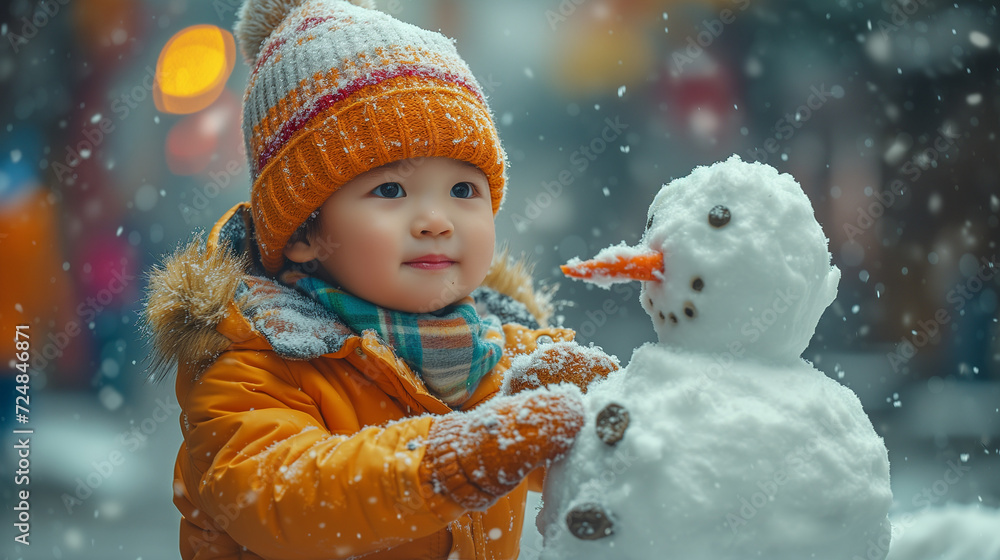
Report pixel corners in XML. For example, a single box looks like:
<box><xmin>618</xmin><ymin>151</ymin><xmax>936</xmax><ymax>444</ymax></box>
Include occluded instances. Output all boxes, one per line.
<box><xmin>405</xmin><ymin>254</ymin><xmax>456</xmax><ymax>270</ymax></box>
<box><xmin>405</xmin><ymin>261</ymin><xmax>454</xmax><ymax>270</ymax></box>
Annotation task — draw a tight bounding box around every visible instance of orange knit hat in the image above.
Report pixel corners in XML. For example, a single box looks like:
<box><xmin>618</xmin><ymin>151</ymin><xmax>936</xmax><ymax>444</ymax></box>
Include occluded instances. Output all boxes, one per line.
<box><xmin>234</xmin><ymin>0</ymin><xmax>507</xmax><ymax>274</ymax></box>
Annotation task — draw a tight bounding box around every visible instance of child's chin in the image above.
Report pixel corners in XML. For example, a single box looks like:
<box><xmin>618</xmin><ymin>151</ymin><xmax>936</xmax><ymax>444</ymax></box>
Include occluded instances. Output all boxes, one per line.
<box><xmin>403</xmin><ymin>287</ymin><xmax>472</xmax><ymax>314</ymax></box>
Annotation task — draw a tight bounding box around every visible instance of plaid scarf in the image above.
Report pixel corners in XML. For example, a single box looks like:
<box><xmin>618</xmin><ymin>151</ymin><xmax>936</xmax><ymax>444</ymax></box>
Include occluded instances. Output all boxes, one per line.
<box><xmin>281</xmin><ymin>271</ymin><xmax>505</xmax><ymax>407</ymax></box>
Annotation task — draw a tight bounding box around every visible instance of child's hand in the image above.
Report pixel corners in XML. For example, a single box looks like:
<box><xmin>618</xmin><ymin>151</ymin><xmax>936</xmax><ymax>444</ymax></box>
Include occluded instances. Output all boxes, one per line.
<box><xmin>419</xmin><ymin>387</ymin><xmax>585</xmax><ymax>511</ymax></box>
<box><xmin>503</xmin><ymin>341</ymin><xmax>620</xmax><ymax>396</ymax></box>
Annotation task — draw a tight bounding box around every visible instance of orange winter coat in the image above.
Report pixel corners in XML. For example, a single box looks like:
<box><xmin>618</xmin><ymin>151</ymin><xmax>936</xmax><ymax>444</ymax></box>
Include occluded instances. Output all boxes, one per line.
<box><xmin>145</xmin><ymin>203</ymin><xmax>576</xmax><ymax>560</ymax></box>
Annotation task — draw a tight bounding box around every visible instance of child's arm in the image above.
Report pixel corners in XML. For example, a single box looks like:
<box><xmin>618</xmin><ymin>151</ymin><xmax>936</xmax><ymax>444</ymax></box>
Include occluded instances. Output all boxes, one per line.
<box><xmin>180</xmin><ymin>351</ymin><xmax>440</xmax><ymax>559</ymax></box>
<box><xmin>180</xmin><ymin>349</ymin><xmax>583</xmax><ymax>560</ymax></box>
<box><xmin>420</xmin><ymin>386</ymin><xmax>584</xmax><ymax>511</ymax></box>
<box><xmin>498</xmin><ymin>339</ymin><xmax>620</xmax><ymax>493</ymax></box>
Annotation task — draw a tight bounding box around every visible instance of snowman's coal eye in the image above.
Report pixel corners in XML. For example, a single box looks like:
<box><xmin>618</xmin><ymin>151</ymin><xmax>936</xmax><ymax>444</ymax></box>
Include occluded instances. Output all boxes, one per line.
<box><xmin>646</xmin><ymin>215</ymin><xmax>654</xmax><ymax>231</ymax></box>
<box><xmin>708</xmin><ymin>205</ymin><xmax>731</xmax><ymax>228</ymax></box>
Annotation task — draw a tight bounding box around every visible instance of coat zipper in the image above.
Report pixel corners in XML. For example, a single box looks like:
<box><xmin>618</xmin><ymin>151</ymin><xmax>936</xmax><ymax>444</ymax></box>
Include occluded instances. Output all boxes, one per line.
<box><xmin>471</xmin><ymin>512</ymin><xmax>486</xmax><ymax>559</ymax></box>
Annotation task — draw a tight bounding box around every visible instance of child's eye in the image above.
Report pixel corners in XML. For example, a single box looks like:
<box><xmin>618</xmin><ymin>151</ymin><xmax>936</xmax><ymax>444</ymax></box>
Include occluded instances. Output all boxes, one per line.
<box><xmin>451</xmin><ymin>182</ymin><xmax>476</xmax><ymax>199</ymax></box>
<box><xmin>372</xmin><ymin>182</ymin><xmax>404</xmax><ymax>198</ymax></box>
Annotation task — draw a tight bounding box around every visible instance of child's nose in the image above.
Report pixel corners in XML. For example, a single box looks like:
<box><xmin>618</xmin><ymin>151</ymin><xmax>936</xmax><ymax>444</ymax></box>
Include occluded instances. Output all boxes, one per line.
<box><xmin>412</xmin><ymin>209</ymin><xmax>454</xmax><ymax>237</ymax></box>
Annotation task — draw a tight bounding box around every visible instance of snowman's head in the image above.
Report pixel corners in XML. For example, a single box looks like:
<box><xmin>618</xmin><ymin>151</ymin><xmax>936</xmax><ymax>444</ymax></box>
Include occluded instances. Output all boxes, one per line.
<box><xmin>563</xmin><ymin>155</ymin><xmax>840</xmax><ymax>362</ymax></box>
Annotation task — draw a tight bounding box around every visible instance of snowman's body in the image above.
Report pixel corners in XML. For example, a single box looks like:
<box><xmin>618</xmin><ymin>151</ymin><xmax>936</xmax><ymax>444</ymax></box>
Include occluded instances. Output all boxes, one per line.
<box><xmin>538</xmin><ymin>346</ymin><xmax>892</xmax><ymax>560</ymax></box>
<box><xmin>540</xmin><ymin>155</ymin><xmax>892</xmax><ymax>559</ymax></box>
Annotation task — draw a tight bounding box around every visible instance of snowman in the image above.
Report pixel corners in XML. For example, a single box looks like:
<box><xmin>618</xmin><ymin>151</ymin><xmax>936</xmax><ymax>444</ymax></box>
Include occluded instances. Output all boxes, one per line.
<box><xmin>534</xmin><ymin>155</ymin><xmax>892</xmax><ymax>559</ymax></box>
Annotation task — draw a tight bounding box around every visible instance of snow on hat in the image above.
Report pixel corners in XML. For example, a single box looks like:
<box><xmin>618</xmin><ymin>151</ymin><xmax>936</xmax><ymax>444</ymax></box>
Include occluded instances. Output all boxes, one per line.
<box><xmin>234</xmin><ymin>0</ymin><xmax>507</xmax><ymax>274</ymax></box>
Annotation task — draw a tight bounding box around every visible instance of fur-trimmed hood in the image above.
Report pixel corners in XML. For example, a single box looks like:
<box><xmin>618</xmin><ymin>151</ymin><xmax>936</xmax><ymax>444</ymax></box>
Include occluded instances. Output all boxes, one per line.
<box><xmin>143</xmin><ymin>203</ymin><xmax>558</xmax><ymax>379</ymax></box>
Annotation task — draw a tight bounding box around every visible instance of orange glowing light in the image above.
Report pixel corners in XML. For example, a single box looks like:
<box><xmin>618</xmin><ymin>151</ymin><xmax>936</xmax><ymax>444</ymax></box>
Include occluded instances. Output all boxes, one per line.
<box><xmin>154</xmin><ymin>24</ymin><xmax>236</xmax><ymax>115</ymax></box>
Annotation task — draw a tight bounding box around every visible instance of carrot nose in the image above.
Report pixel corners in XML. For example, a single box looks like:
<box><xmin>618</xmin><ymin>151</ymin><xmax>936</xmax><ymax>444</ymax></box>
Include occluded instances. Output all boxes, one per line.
<box><xmin>560</xmin><ymin>250</ymin><xmax>664</xmax><ymax>282</ymax></box>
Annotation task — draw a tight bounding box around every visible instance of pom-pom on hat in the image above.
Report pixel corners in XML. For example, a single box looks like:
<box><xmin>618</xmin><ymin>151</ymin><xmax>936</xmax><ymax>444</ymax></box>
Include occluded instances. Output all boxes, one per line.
<box><xmin>234</xmin><ymin>0</ymin><xmax>507</xmax><ymax>274</ymax></box>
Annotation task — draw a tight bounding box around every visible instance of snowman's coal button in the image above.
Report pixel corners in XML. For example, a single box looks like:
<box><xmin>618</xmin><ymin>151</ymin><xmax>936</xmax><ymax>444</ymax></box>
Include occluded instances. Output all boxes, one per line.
<box><xmin>708</xmin><ymin>205</ymin><xmax>731</xmax><ymax>227</ymax></box>
<box><xmin>683</xmin><ymin>301</ymin><xmax>697</xmax><ymax>318</ymax></box>
<box><xmin>566</xmin><ymin>503</ymin><xmax>614</xmax><ymax>540</ymax></box>
<box><xmin>692</xmin><ymin>276</ymin><xmax>704</xmax><ymax>291</ymax></box>
<box><xmin>595</xmin><ymin>403</ymin><xmax>629</xmax><ymax>445</ymax></box>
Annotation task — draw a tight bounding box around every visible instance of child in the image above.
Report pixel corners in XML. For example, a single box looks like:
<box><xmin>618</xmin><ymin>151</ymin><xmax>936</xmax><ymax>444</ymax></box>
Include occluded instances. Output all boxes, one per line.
<box><xmin>144</xmin><ymin>1</ymin><xmax>619</xmax><ymax>559</ymax></box>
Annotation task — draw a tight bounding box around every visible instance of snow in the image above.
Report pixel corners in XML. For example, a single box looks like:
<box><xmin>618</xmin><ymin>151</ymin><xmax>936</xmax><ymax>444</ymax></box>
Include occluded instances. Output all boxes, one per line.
<box><xmin>968</xmin><ymin>30</ymin><xmax>991</xmax><ymax>49</ymax></box>
<box><xmin>538</xmin><ymin>345</ymin><xmax>892</xmax><ymax>560</ymax></box>
<box><xmin>541</xmin><ymin>155</ymin><xmax>890</xmax><ymax>559</ymax></box>
<box><xmin>885</xmin><ymin>505</ymin><xmax>1000</xmax><ymax>560</ymax></box>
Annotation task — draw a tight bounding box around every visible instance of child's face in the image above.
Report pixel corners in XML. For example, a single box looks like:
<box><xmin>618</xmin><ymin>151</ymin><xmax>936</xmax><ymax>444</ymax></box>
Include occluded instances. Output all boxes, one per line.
<box><xmin>284</xmin><ymin>157</ymin><xmax>496</xmax><ymax>313</ymax></box>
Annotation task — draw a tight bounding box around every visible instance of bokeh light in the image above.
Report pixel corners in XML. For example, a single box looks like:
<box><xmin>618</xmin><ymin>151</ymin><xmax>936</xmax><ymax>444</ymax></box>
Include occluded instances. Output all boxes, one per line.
<box><xmin>153</xmin><ymin>24</ymin><xmax>236</xmax><ymax>115</ymax></box>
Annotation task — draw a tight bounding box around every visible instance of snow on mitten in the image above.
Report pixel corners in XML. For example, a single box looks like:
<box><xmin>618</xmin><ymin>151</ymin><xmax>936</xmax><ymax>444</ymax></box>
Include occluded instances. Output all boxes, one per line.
<box><xmin>503</xmin><ymin>341</ymin><xmax>620</xmax><ymax>396</ymax></box>
<box><xmin>419</xmin><ymin>387</ymin><xmax>585</xmax><ymax>511</ymax></box>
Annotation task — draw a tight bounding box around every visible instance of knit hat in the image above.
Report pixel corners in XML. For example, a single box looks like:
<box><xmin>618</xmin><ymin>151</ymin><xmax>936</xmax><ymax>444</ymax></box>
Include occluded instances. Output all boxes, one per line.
<box><xmin>234</xmin><ymin>0</ymin><xmax>507</xmax><ymax>274</ymax></box>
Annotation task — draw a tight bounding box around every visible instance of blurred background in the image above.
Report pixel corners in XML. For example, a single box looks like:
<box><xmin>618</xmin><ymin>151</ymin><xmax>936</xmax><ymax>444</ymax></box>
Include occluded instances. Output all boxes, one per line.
<box><xmin>0</xmin><ymin>0</ymin><xmax>997</xmax><ymax>558</ymax></box>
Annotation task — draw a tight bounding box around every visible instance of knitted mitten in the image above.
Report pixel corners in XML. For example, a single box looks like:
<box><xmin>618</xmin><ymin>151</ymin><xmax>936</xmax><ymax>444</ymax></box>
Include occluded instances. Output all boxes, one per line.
<box><xmin>419</xmin><ymin>388</ymin><xmax>585</xmax><ymax>510</ymax></box>
<box><xmin>504</xmin><ymin>341</ymin><xmax>620</xmax><ymax>396</ymax></box>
